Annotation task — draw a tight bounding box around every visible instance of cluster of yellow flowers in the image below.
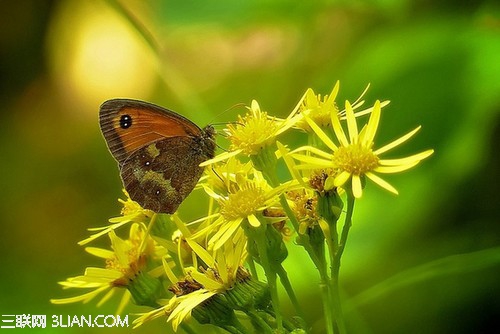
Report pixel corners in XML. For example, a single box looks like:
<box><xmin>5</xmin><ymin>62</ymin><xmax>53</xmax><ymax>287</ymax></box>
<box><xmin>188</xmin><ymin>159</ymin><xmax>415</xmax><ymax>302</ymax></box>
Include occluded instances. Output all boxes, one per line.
<box><xmin>52</xmin><ymin>82</ymin><xmax>433</xmax><ymax>334</ymax></box>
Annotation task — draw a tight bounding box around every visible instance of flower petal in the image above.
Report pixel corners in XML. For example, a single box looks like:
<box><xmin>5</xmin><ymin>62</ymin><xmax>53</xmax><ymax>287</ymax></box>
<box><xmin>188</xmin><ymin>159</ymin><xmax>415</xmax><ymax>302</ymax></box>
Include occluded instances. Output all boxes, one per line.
<box><xmin>334</xmin><ymin>171</ymin><xmax>351</xmax><ymax>188</ymax></box>
<box><xmin>304</xmin><ymin>115</ymin><xmax>338</xmax><ymax>151</ymax></box>
<box><xmin>374</xmin><ymin>126</ymin><xmax>421</xmax><ymax>155</ymax></box>
<box><xmin>189</xmin><ymin>270</ymin><xmax>223</xmax><ymax>291</ymax></box>
<box><xmin>291</xmin><ymin>153</ymin><xmax>332</xmax><ymax>166</ymax></box>
<box><xmin>352</xmin><ymin>174</ymin><xmax>363</xmax><ymax>198</ymax></box>
<box><xmin>363</xmin><ymin>100</ymin><xmax>381</xmax><ymax>146</ymax></box>
<box><xmin>345</xmin><ymin>100</ymin><xmax>359</xmax><ymax>143</ymax></box>
<box><xmin>168</xmin><ymin>290</ymin><xmax>216</xmax><ymax>330</ymax></box>
<box><xmin>378</xmin><ymin>149</ymin><xmax>434</xmax><ymax>166</ymax></box>
<box><xmin>247</xmin><ymin>214</ymin><xmax>261</xmax><ymax>227</ymax></box>
<box><xmin>289</xmin><ymin>145</ymin><xmax>333</xmax><ymax>159</ymax></box>
<box><xmin>200</xmin><ymin>150</ymin><xmax>242</xmax><ymax>167</ymax></box>
<box><xmin>186</xmin><ymin>239</ymin><xmax>215</xmax><ymax>267</ymax></box>
<box><xmin>277</xmin><ymin>141</ymin><xmax>308</xmax><ymax>188</ymax></box>
<box><xmin>326</xmin><ymin>81</ymin><xmax>340</xmax><ymax>106</ymax></box>
<box><xmin>331</xmin><ymin>105</ymin><xmax>349</xmax><ymax>147</ymax></box>
<box><xmin>374</xmin><ymin>162</ymin><xmax>420</xmax><ymax>173</ymax></box>
<box><xmin>365</xmin><ymin>172</ymin><xmax>399</xmax><ymax>195</ymax></box>
<box><xmin>211</xmin><ymin>218</ymin><xmax>243</xmax><ymax>250</ymax></box>
<box><xmin>162</xmin><ymin>257</ymin><xmax>179</xmax><ymax>284</ymax></box>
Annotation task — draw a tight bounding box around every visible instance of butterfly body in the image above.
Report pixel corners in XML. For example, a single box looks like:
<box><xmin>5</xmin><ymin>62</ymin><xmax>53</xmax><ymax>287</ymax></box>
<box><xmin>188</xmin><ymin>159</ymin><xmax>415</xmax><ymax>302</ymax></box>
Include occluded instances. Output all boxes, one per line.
<box><xmin>99</xmin><ymin>99</ymin><xmax>216</xmax><ymax>213</ymax></box>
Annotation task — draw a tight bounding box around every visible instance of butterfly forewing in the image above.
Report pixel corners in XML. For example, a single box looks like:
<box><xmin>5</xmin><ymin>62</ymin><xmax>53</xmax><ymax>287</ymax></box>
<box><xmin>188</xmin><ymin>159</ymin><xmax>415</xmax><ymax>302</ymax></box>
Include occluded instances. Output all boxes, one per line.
<box><xmin>99</xmin><ymin>99</ymin><xmax>203</xmax><ymax>165</ymax></box>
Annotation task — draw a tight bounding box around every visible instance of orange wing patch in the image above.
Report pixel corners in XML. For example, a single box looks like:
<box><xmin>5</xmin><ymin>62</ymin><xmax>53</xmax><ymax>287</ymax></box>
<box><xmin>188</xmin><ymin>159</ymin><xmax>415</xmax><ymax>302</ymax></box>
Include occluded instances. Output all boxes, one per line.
<box><xmin>112</xmin><ymin>107</ymin><xmax>197</xmax><ymax>156</ymax></box>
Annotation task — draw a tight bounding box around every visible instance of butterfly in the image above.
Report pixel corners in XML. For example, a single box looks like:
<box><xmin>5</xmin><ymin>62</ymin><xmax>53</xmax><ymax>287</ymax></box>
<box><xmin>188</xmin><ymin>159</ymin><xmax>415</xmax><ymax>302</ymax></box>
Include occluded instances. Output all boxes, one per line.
<box><xmin>99</xmin><ymin>99</ymin><xmax>216</xmax><ymax>214</ymax></box>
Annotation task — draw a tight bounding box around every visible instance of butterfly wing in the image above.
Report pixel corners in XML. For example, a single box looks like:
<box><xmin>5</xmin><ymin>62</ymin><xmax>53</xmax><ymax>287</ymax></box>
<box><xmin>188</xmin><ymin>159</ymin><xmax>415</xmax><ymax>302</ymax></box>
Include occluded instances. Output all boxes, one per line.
<box><xmin>120</xmin><ymin>135</ymin><xmax>213</xmax><ymax>213</ymax></box>
<box><xmin>99</xmin><ymin>99</ymin><xmax>204</xmax><ymax>165</ymax></box>
<box><xmin>99</xmin><ymin>99</ymin><xmax>216</xmax><ymax>213</ymax></box>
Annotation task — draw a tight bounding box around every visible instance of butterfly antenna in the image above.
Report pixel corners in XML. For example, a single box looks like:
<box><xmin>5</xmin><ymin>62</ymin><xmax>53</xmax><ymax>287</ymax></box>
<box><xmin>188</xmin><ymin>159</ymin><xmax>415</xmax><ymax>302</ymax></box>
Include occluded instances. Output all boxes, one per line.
<box><xmin>208</xmin><ymin>103</ymin><xmax>247</xmax><ymax>125</ymax></box>
<box><xmin>210</xmin><ymin>165</ymin><xmax>235</xmax><ymax>193</ymax></box>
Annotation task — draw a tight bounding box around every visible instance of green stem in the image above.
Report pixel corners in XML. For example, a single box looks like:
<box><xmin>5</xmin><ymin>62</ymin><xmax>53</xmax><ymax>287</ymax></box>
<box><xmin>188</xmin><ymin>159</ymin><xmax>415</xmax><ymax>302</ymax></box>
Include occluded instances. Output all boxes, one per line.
<box><xmin>275</xmin><ymin>264</ymin><xmax>308</xmax><ymax>332</ymax></box>
<box><xmin>221</xmin><ymin>325</ymin><xmax>247</xmax><ymax>334</ymax></box>
<box><xmin>319</xmin><ymin>270</ymin><xmax>335</xmax><ymax>334</ymax></box>
<box><xmin>311</xmin><ymin>222</ymin><xmax>334</xmax><ymax>334</ymax></box>
<box><xmin>180</xmin><ymin>323</ymin><xmax>197</xmax><ymax>334</ymax></box>
<box><xmin>279</xmin><ymin>192</ymin><xmax>336</xmax><ymax>334</ymax></box>
<box><xmin>247</xmin><ymin>256</ymin><xmax>259</xmax><ymax>280</ymax></box>
<box><xmin>228</xmin><ymin>315</ymin><xmax>253</xmax><ymax>334</ymax></box>
<box><xmin>330</xmin><ymin>193</ymin><xmax>355</xmax><ymax>334</ymax></box>
<box><xmin>333</xmin><ymin>194</ymin><xmax>354</xmax><ymax>274</ymax></box>
<box><xmin>252</xmin><ymin>224</ymin><xmax>283</xmax><ymax>332</ymax></box>
<box><xmin>247</xmin><ymin>310</ymin><xmax>275</xmax><ymax>334</ymax></box>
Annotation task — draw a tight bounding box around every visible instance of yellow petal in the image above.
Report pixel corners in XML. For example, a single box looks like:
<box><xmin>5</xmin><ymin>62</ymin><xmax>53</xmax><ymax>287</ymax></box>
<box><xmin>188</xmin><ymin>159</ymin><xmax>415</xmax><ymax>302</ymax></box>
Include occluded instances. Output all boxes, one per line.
<box><xmin>294</xmin><ymin>164</ymin><xmax>330</xmax><ymax>170</ymax></box>
<box><xmin>289</xmin><ymin>145</ymin><xmax>333</xmax><ymax>159</ymax></box>
<box><xmin>217</xmin><ymin>246</ymin><xmax>229</xmax><ymax>283</ymax></box>
<box><xmin>363</xmin><ymin>100</ymin><xmax>381</xmax><ymax>146</ymax></box>
<box><xmin>331</xmin><ymin>105</ymin><xmax>349</xmax><ymax>147</ymax></box>
<box><xmin>352</xmin><ymin>175</ymin><xmax>363</xmax><ymax>198</ymax></box>
<box><xmin>116</xmin><ymin>291</ymin><xmax>131</xmax><ymax>315</ymax></box>
<box><xmin>247</xmin><ymin>214</ymin><xmax>261</xmax><ymax>227</ymax></box>
<box><xmin>334</xmin><ymin>171</ymin><xmax>351</xmax><ymax>187</ymax></box>
<box><xmin>374</xmin><ymin>126</ymin><xmax>421</xmax><ymax>155</ymax></box>
<box><xmin>200</xmin><ymin>150</ymin><xmax>242</xmax><ymax>167</ymax></box>
<box><xmin>168</xmin><ymin>291</ymin><xmax>215</xmax><ymax>330</ymax></box>
<box><xmin>212</xmin><ymin>218</ymin><xmax>243</xmax><ymax>250</ymax></box>
<box><xmin>189</xmin><ymin>270</ymin><xmax>223</xmax><ymax>291</ymax></box>
<box><xmin>50</xmin><ymin>285</ymin><xmax>109</xmax><ymax>304</ymax></box>
<box><xmin>304</xmin><ymin>115</ymin><xmax>338</xmax><ymax>151</ymax></box>
<box><xmin>365</xmin><ymin>172</ymin><xmax>398</xmax><ymax>195</ymax></box>
<box><xmin>277</xmin><ymin>141</ymin><xmax>308</xmax><ymax>188</ymax></box>
<box><xmin>326</xmin><ymin>81</ymin><xmax>340</xmax><ymax>105</ymax></box>
<box><xmin>85</xmin><ymin>247</ymin><xmax>114</xmax><ymax>259</ymax></box>
<box><xmin>378</xmin><ymin>150</ymin><xmax>434</xmax><ymax>166</ymax></box>
<box><xmin>97</xmin><ymin>288</ymin><xmax>115</xmax><ymax>307</ymax></box>
<box><xmin>186</xmin><ymin>239</ymin><xmax>215</xmax><ymax>267</ymax></box>
<box><xmin>345</xmin><ymin>100</ymin><xmax>359</xmax><ymax>143</ymax></box>
<box><xmin>352</xmin><ymin>83</ymin><xmax>370</xmax><ymax>107</ymax></box>
<box><xmin>286</xmin><ymin>89</ymin><xmax>309</xmax><ymax>120</ymax></box>
<box><xmin>374</xmin><ymin>162</ymin><xmax>420</xmax><ymax>173</ymax></box>
<box><xmin>162</xmin><ymin>257</ymin><xmax>179</xmax><ymax>284</ymax></box>
<box><xmin>291</xmin><ymin>153</ymin><xmax>332</xmax><ymax>167</ymax></box>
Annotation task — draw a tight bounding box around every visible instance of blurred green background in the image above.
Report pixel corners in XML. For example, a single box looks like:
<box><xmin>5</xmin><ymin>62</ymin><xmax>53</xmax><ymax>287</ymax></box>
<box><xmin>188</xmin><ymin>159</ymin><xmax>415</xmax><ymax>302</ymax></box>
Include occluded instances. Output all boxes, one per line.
<box><xmin>1</xmin><ymin>0</ymin><xmax>499</xmax><ymax>333</ymax></box>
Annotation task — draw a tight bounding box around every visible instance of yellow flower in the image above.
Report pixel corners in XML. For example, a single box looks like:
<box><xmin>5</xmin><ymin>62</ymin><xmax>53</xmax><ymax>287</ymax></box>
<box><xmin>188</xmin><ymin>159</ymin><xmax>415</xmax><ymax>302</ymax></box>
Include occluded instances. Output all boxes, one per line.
<box><xmin>286</xmin><ymin>189</ymin><xmax>320</xmax><ymax>234</ymax></box>
<box><xmin>286</xmin><ymin>81</ymin><xmax>389</xmax><ymax>132</ymax></box>
<box><xmin>51</xmin><ymin>223</ymin><xmax>161</xmax><ymax>313</ymax></box>
<box><xmin>193</xmin><ymin>169</ymin><xmax>287</xmax><ymax>250</ymax></box>
<box><xmin>197</xmin><ymin>157</ymin><xmax>255</xmax><ymax>197</ymax></box>
<box><xmin>79</xmin><ymin>189</ymin><xmax>154</xmax><ymax>245</ymax></box>
<box><xmin>201</xmin><ymin>100</ymin><xmax>302</xmax><ymax>166</ymax></box>
<box><xmin>291</xmin><ymin>100</ymin><xmax>434</xmax><ymax>198</ymax></box>
<box><xmin>296</xmin><ymin>82</ymin><xmax>341</xmax><ymax>130</ymax></box>
<box><xmin>133</xmin><ymin>239</ymin><xmax>247</xmax><ymax>331</ymax></box>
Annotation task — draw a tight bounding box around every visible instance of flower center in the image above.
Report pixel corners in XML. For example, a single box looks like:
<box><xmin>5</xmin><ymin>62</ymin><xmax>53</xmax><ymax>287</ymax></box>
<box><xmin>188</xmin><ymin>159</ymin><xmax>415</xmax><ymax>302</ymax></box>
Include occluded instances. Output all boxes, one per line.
<box><xmin>298</xmin><ymin>94</ymin><xmax>338</xmax><ymax>130</ymax></box>
<box><xmin>332</xmin><ymin>143</ymin><xmax>379</xmax><ymax>175</ymax></box>
<box><xmin>227</xmin><ymin>111</ymin><xmax>278</xmax><ymax>155</ymax></box>
<box><xmin>221</xmin><ymin>187</ymin><xmax>266</xmax><ymax>221</ymax></box>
